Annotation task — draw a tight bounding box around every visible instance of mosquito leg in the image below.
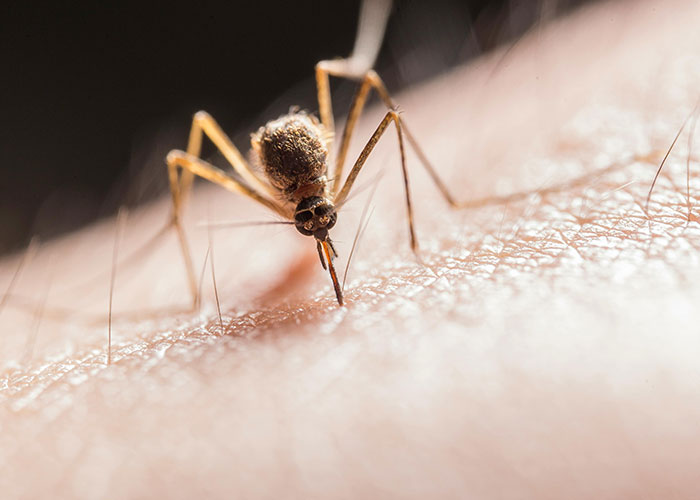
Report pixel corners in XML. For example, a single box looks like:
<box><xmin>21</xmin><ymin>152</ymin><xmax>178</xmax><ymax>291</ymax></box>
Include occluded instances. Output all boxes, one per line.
<box><xmin>400</xmin><ymin>123</ymin><xmax>467</xmax><ymax>209</ymax></box>
<box><xmin>314</xmin><ymin>0</ymin><xmax>391</xmax><ymax>149</ymax></box>
<box><xmin>334</xmin><ymin>110</ymin><xmax>418</xmax><ymax>253</ymax></box>
<box><xmin>175</xmin><ymin>111</ymin><xmax>277</xmax><ymax>212</ymax></box>
<box><xmin>315</xmin><ymin>63</ymin><xmax>335</xmax><ymax>147</ymax></box>
<box><xmin>316</xmin><ymin>65</ymin><xmax>472</xmax><ymax>209</ymax></box>
<box><xmin>315</xmin><ymin>64</ymin><xmax>389</xmax><ymax>196</ymax></box>
<box><xmin>167</xmin><ymin>150</ymin><xmax>289</xmax><ymax>306</ymax></box>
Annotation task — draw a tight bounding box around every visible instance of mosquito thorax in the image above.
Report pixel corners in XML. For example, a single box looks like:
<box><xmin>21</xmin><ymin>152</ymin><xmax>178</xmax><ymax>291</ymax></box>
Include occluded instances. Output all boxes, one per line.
<box><xmin>251</xmin><ymin>112</ymin><xmax>330</xmax><ymax>203</ymax></box>
<box><xmin>294</xmin><ymin>196</ymin><xmax>337</xmax><ymax>239</ymax></box>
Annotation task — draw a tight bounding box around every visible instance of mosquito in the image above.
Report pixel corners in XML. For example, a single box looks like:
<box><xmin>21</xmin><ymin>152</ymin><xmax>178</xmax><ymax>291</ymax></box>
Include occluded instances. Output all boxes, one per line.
<box><xmin>166</xmin><ymin>0</ymin><xmax>467</xmax><ymax>306</ymax></box>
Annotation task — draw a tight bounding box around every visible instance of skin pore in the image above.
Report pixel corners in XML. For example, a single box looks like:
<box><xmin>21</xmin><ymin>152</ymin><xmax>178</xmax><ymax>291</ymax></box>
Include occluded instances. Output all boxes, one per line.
<box><xmin>2</xmin><ymin>0</ymin><xmax>700</xmax><ymax>497</ymax></box>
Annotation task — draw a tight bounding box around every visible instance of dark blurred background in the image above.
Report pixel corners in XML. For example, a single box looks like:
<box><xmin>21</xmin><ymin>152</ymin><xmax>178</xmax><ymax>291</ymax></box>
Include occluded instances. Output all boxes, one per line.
<box><xmin>0</xmin><ymin>0</ymin><xmax>593</xmax><ymax>254</ymax></box>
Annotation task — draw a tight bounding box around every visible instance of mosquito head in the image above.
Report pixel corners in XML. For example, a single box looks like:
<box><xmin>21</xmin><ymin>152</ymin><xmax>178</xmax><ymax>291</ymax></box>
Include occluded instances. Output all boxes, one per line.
<box><xmin>294</xmin><ymin>196</ymin><xmax>337</xmax><ymax>240</ymax></box>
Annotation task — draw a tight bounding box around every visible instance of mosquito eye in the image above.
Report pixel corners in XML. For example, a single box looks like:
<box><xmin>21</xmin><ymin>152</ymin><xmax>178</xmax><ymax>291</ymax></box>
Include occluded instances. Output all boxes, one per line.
<box><xmin>326</xmin><ymin>213</ymin><xmax>337</xmax><ymax>230</ymax></box>
<box><xmin>295</xmin><ymin>210</ymin><xmax>313</xmax><ymax>223</ymax></box>
<box><xmin>314</xmin><ymin>205</ymin><xmax>330</xmax><ymax>216</ymax></box>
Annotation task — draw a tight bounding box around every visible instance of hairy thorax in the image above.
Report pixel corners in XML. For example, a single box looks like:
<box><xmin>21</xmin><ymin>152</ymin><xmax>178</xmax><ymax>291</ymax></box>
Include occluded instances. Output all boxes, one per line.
<box><xmin>251</xmin><ymin>112</ymin><xmax>331</xmax><ymax>203</ymax></box>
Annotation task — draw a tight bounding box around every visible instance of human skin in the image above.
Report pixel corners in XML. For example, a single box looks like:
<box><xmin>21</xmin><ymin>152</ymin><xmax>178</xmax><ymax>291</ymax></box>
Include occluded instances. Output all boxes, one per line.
<box><xmin>2</xmin><ymin>0</ymin><xmax>700</xmax><ymax>498</ymax></box>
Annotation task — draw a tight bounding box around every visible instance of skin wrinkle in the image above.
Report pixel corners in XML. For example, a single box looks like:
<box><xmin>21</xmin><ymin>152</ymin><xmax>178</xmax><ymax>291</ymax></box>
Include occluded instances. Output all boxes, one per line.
<box><xmin>3</xmin><ymin>0</ymin><xmax>700</xmax><ymax>498</ymax></box>
<box><xmin>3</xmin><ymin>154</ymin><xmax>695</xmax><ymax>404</ymax></box>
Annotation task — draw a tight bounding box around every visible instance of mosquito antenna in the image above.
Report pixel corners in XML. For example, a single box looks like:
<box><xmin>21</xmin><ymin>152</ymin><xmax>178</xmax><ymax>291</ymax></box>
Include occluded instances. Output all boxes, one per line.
<box><xmin>208</xmin><ymin>222</ymin><xmax>223</xmax><ymax>332</ymax></box>
<box><xmin>107</xmin><ymin>207</ymin><xmax>128</xmax><ymax>365</ymax></box>
<box><xmin>342</xmin><ymin>176</ymin><xmax>382</xmax><ymax>290</ymax></box>
<box><xmin>0</xmin><ymin>236</ymin><xmax>39</xmax><ymax>317</ymax></box>
<box><xmin>646</xmin><ymin>100</ymin><xmax>700</xmax><ymax>213</ymax></box>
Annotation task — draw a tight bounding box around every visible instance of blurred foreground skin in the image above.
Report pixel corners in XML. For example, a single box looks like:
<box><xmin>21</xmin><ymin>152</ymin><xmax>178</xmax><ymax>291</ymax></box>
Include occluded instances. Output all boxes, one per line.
<box><xmin>2</xmin><ymin>0</ymin><xmax>700</xmax><ymax>497</ymax></box>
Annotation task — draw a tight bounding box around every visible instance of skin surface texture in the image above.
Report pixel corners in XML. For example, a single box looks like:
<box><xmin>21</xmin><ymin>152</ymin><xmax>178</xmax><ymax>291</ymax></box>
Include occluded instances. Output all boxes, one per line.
<box><xmin>2</xmin><ymin>0</ymin><xmax>700</xmax><ymax>498</ymax></box>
